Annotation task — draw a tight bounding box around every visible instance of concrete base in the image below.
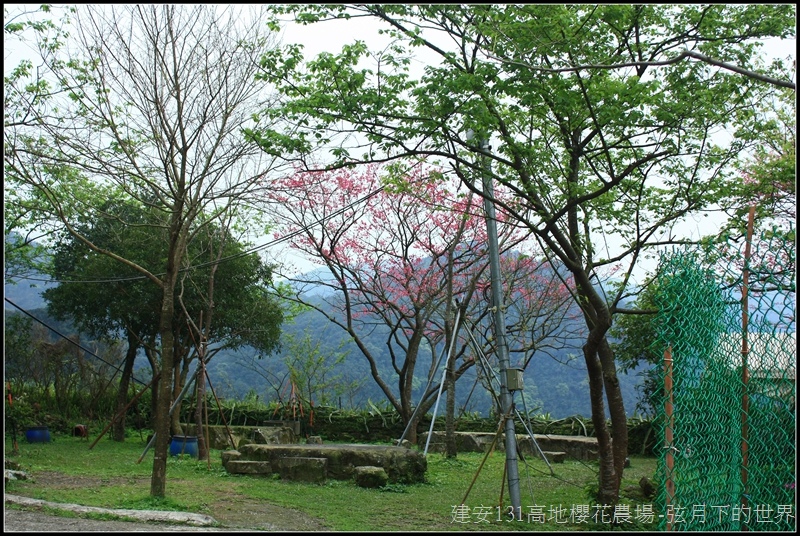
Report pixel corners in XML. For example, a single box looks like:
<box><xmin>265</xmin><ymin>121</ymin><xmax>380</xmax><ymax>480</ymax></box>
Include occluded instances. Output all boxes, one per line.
<box><xmin>5</xmin><ymin>494</ymin><xmax>218</xmax><ymax>526</ymax></box>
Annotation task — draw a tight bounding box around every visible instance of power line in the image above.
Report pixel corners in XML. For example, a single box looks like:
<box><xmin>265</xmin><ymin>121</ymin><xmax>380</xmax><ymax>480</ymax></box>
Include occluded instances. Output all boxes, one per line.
<box><xmin>4</xmin><ymin>297</ymin><xmax>148</xmax><ymax>387</ymax></box>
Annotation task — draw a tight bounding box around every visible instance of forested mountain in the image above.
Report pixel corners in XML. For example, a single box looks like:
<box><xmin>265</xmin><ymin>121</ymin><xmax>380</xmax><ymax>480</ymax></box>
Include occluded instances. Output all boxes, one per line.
<box><xmin>4</xmin><ymin>275</ymin><xmax>54</xmax><ymax>311</ymax></box>
<box><xmin>5</xmin><ymin>274</ymin><xmax>650</xmax><ymax>419</ymax></box>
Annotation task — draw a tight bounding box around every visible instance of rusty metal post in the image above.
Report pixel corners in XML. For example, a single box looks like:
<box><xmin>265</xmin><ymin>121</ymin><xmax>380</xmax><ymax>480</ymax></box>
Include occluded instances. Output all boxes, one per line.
<box><xmin>740</xmin><ymin>204</ymin><xmax>756</xmax><ymax>527</ymax></box>
<box><xmin>664</xmin><ymin>345</ymin><xmax>675</xmax><ymax>532</ymax></box>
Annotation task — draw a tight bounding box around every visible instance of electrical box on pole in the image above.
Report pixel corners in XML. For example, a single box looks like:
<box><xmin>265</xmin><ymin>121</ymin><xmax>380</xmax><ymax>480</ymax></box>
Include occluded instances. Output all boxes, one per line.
<box><xmin>506</xmin><ymin>368</ymin><xmax>524</xmax><ymax>392</ymax></box>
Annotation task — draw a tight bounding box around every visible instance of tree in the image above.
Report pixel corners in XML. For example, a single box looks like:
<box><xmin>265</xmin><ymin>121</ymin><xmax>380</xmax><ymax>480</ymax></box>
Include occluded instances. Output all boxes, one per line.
<box><xmin>722</xmin><ymin>80</ymin><xmax>796</xmax><ymax>242</ymax></box>
<box><xmin>262</xmin><ymin>163</ymin><xmax>573</xmax><ymax>447</ymax></box>
<box><xmin>4</xmin><ymin>5</ymin><xmax>283</xmax><ymax>497</ymax></box>
<box><xmin>608</xmin><ymin>282</ymin><xmax>661</xmax><ymax>417</ymax></box>
<box><xmin>251</xmin><ymin>4</ymin><xmax>795</xmax><ymax>503</ymax></box>
<box><xmin>3</xmin><ymin>5</ymin><xmax>74</xmax><ymax>284</ymax></box>
<box><xmin>43</xmin><ymin>199</ymin><xmax>284</xmax><ymax>444</ymax></box>
<box><xmin>43</xmin><ymin>196</ymin><xmax>162</xmax><ymax>440</ymax></box>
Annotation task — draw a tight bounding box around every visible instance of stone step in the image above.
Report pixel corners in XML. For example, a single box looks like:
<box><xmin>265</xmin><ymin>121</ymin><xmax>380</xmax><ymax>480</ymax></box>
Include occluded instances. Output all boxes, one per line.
<box><xmin>539</xmin><ymin>451</ymin><xmax>567</xmax><ymax>463</ymax></box>
<box><xmin>272</xmin><ymin>456</ymin><xmax>328</xmax><ymax>483</ymax></box>
<box><xmin>225</xmin><ymin>460</ymin><xmax>273</xmax><ymax>475</ymax></box>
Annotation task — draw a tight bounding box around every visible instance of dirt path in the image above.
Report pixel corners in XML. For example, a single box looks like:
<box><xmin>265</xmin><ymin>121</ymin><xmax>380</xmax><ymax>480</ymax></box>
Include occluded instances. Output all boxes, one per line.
<box><xmin>5</xmin><ymin>470</ymin><xmax>331</xmax><ymax>532</ymax></box>
<box><xmin>4</xmin><ymin>507</ymin><xmax>230</xmax><ymax>532</ymax></box>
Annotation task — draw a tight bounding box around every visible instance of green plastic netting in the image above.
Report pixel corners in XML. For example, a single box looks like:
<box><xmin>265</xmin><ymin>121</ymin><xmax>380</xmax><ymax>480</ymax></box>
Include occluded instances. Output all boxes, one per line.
<box><xmin>652</xmin><ymin>229</ymin><xmax>795</xmax><ymax>531</ymax></box>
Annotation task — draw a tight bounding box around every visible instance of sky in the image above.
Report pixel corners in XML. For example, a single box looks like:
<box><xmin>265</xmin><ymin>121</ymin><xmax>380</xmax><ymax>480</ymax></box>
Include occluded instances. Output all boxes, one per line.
<box><xmin>4</xmin><ymin>5</ymin><xmax>796</xmax><ymax>285</ymax></box>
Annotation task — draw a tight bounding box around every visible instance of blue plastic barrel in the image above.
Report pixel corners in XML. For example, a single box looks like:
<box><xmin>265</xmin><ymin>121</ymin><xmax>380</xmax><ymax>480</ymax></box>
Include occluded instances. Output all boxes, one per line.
<box><xmin>169</xmin><ymin>435</ymin><xmax>198</xmax><ymax>458</ymax></box>
<box><xmin>25</xmin><ymin>426</ymin><xmax>51</xmax><ymax>443</ymax></box>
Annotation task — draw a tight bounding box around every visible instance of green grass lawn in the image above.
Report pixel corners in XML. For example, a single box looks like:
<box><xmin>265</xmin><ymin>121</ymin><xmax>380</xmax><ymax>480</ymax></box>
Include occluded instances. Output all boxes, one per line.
<box><xmin>5</xmin><ymin>432</ymin><xmax>660</xmax><ymax>531</ymax></box>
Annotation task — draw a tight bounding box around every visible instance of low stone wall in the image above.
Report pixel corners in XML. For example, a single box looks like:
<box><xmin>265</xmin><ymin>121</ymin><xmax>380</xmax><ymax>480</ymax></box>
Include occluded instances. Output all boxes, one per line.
<box><xmin>182</xmin><ymin>424</ymin><xmax>299</xmax><ymax>450</ymax></box>
<box><xmin>419</xmin><ymin>431</ymin><xmax>598</xmax><ymax>461</ymax></box>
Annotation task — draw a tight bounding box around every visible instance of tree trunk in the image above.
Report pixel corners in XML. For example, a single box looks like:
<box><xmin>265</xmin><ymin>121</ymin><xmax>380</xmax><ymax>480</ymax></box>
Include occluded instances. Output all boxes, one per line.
<box><xmin>195</xmin><ymin>359</ymin><xmax>208</xmax><ymax>461</ymax></box>
<box><xmin>581</xmin><ymin>295</ymin><xmax>627</xmax><ymax>504</ymax></box>
<box><xmin>403</xmin><ymin>404</ymin><xmax>418</xmax><ymax>445</ymax></box>
<box><xmin>444</xmin><ymin>356</ymin><xmax>457</xmax><ymax>458</ymax></box>
<box><xmin>598</xmin><ymin>338</ymin><xmax>628</xmax><ymax>490</ymax></box>
<box><xmin>112</xmin><ymin>331</ymin><xmax>139</xmax><ymax>442</ymax></box>
<box><xmin>583</xmin><ymin>343</ymin><xmax>617</xmax><ymax>505</ymax></box>
<box><xmin>151</xmin><ymin>280</ymin><xmax>176</xmax><ymax>498</ymax></box>
<box><xmin>579</xmin><ymin>290</ymin><xmax>626</xmax><ymax>505</ymax></box>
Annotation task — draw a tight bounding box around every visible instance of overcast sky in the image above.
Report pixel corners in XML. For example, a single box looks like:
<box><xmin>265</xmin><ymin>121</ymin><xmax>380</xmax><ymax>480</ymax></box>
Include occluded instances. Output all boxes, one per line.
<box><xmin>5</xmin><ymin>5</ymin><xmax>796</xmax><ymax>282</ymax></box>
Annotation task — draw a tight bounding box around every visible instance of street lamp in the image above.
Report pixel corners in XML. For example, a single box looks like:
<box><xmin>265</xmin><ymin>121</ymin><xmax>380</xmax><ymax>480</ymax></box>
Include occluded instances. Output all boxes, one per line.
<box><xmin>466</xmin><ymin>130</ymin><xmax>522</xmax><ymax>519</ymax></box>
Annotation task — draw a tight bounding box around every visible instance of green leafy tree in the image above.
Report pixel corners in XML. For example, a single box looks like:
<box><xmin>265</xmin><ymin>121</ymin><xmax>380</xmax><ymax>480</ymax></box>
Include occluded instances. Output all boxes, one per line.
<box><xmin>3</xmin><ymin>5</ymin><xmax>75</xmax><ymax>283</ymax></box>
<box><xmin>43</xmin><ymin>199</ymin><xmax>284</xmax><ymax>443</ymax></box>
<box><xmin>251</xmin><ymin>4</ymin><xmax>795</xmax><ymax>503</ymax></box>
<box><xmin>284</xmin><ymin>330</ymin><xmax>362</xmax><ymax>409</ymax></box>
<box><xmin>609</xmin><ymin>283</ymin><xmax>661</xmax><ymax>417</ymax></box>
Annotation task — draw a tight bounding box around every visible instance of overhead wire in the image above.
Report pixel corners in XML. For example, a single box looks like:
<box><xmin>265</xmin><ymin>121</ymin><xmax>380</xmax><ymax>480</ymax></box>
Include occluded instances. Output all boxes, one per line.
<box><xmin>3</xmin><ymin>166</ymin><xmax>417</xmax><ymax>397</ymax></box>
<box><xmin>4</xmin><ymin>297</ymin><xmax>149</xmax><ymax>387</ymax></box>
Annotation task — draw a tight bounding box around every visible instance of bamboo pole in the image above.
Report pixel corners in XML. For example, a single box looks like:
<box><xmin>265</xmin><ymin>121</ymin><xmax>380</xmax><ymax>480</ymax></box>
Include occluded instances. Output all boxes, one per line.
<box><xmin>203</xmin><ymin>367</ymin><xmax>237</xmax><ymax>450</ymax></box>
<box><xmin>89</xmin><ymin>374</ymin><xmax>158</xmax><ymax>450</ymax></box>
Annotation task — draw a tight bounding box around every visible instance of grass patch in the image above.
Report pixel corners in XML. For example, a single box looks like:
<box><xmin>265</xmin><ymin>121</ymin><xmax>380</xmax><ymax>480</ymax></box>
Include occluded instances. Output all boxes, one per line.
<box><xmin>5</xmin><ymin>433</ymin><xmax>659</xmax><ymax>531</ymax></box>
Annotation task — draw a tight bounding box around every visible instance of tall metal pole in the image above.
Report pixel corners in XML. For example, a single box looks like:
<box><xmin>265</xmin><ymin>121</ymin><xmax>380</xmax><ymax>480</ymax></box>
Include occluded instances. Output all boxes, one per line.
<box><xmin>478</xmin><ymin>137</ymin><xmax>522</xmax><ymax>519</ymax></box>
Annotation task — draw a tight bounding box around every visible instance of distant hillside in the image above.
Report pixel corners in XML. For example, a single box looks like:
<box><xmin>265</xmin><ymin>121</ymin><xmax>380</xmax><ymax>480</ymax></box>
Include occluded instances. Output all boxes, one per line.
<box><xmin>202</xmin><ymin>290</ymin><xmax>650</xmax><ymax>419</ymax></box>
<box><xmin>4</xmin><ymin>278</ymin><xmax>55</xmax><ymax>311</ymax></box>
<box><xmin>4</xmin><ymin>261</ymin><xmax>650</xmax><ymax>419</ymax></box>
<box><xmin>4</xmin><ymin>232</ymin><xmax>56</xmax><ymax>310</ymax></box>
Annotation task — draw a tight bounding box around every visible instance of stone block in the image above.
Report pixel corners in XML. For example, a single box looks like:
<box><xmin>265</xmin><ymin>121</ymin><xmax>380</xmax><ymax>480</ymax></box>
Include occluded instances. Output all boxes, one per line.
<box><xmin>252</xmin><ymin>427</ymin><xmax>297</xmax><ymax>445</ymax></box>
<box><xmin>354</xmin><ymin>466</ymin><xmax>388</xmax><ymax>488</ymax></box>
<box><xmin>420</xmin><ymin>432</ymin><xmax>599</xmax><ymax>461</ymax></box>
<box><xmin>5</xmin><ymin>469</ymin><xmax>29</xmax><ymax>483</ymax></box>
<box><xmin>221</xmin><ymin>449</ymin><xmax>241</xmax><ymax>470</ymax></box>
<box><xmin>273</xmin><ymin>456</ymin><xmax>328</xmax><ymax>483</ymax></box>
<box><xmin>235</xmin><ymin>444</ymin><xmax>427</xmax><ymax>483</ymax></box>
<box><xmin>541</xmin><ymin>451</ymin><xmax>567</xmax><ymax>463</ymax></box>
<box><xmin>225</xmin><ymin>460</ymin><xmax>273</xmax><ymax>475</ymax></box>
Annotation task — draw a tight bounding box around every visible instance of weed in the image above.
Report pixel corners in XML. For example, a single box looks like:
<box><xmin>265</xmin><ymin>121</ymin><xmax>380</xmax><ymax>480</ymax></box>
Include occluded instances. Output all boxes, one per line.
<box><xmin>379</xmin><ymin>483</ymin><xmax>408</xmax><ymax>493</ymax></box>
